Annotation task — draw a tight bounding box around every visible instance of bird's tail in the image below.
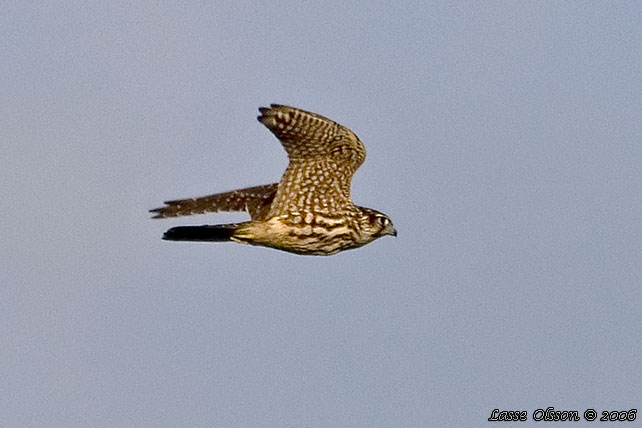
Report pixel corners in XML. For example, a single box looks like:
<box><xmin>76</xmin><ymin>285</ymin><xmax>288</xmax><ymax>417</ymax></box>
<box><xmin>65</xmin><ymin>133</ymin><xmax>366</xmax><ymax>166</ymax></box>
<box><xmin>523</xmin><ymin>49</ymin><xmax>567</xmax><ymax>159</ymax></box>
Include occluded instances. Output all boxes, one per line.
<box><xmin>162</xmin><ymin>224</ymin><xmax>239</xmax><ymax>242</ymax></box>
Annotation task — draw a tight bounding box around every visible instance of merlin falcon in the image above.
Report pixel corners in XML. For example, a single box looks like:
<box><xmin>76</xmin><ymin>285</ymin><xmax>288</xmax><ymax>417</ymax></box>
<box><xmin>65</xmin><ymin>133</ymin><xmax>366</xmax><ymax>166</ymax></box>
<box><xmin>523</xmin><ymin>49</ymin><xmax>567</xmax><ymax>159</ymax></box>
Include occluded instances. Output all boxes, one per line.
<box><xmin>150</xmin><ymin>104</ymin><xmax>396</xmax><ymax>255</ymax></box>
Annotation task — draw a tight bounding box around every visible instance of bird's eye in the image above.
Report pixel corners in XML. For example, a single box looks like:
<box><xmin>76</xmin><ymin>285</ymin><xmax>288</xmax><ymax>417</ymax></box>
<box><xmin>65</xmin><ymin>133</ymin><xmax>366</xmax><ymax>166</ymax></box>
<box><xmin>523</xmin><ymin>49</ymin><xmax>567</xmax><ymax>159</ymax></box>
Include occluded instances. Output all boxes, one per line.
<box><xmin>377</xmin><ymin>215</ymin><xmax>389</xmax><ymax>226</ymax></box>
<box><xmin>368</xmin><ymin>213</ymin><xmax>389</xmax><ymax>227</ymax></box>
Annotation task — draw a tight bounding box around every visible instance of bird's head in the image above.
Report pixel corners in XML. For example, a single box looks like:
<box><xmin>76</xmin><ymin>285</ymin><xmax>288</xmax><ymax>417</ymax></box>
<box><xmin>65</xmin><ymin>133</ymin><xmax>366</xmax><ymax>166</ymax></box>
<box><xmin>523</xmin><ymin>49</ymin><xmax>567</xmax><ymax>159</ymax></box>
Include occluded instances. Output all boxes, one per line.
<box><xmin>360</xmin><ymin>208</ymin><xmax>397</xmax><ymax>240</ymax></box>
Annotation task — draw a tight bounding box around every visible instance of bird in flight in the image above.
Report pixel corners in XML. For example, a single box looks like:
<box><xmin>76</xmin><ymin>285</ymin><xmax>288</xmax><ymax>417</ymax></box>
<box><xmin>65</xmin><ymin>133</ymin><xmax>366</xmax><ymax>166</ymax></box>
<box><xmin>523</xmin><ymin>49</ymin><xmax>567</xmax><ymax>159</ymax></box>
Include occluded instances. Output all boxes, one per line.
<box><xmin>150</xmin><ymin>104</ymin><xmax>396</xmax><ymax>255</ymax></box>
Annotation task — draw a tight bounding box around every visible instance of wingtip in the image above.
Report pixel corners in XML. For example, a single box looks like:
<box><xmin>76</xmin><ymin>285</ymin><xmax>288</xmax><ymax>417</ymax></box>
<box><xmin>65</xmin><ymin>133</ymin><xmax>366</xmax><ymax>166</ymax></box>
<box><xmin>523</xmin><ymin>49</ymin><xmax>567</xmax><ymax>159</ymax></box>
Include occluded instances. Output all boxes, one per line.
<box><xmin>149</xmin><ymin>208</ymin><xmax>163</xmax><ymax>219</ymax></box>
<box><xmin>257</xmin><ymin>106</ymin><xmax>271</xmax><ymax>123</ymax></box>
<box><xmin>258</xmin><ymin>104</ymin><xmax>287</xmax><ymax>114</ymax></box>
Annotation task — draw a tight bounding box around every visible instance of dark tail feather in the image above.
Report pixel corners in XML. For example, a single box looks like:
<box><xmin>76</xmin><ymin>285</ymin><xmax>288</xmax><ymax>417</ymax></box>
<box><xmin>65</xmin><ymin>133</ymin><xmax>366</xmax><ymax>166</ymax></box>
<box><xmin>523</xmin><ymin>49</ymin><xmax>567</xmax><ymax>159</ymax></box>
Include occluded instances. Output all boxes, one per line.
<box><xmin>162</xmin><ymin>224</ymin><xmax>237</xmax><ymax>242</ymax></box>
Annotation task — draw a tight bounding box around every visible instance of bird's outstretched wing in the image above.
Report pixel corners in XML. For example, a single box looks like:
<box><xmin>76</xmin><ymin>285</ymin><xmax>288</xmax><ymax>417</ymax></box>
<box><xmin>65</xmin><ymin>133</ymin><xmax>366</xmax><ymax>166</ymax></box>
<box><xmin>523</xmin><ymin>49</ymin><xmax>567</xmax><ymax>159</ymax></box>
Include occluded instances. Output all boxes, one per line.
<box><xmin>257</xmin><ymin>104</ymin><xmax>366</xmax><ymax>215</ymax></box>
<box><xmin>150</xmin><ymin>183</ymin><xmax>278</xmax><ymax>221</ymax></box>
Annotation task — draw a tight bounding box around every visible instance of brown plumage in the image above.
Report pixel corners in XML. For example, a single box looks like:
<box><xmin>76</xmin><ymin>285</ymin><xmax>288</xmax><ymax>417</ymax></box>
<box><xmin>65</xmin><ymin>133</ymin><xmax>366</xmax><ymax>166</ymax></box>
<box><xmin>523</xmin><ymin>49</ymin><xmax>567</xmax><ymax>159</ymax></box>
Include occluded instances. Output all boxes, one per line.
<box><xmin>150</xmin><ymin>104</ymin><xmax>396</xmax><ymax>255</ymax></box>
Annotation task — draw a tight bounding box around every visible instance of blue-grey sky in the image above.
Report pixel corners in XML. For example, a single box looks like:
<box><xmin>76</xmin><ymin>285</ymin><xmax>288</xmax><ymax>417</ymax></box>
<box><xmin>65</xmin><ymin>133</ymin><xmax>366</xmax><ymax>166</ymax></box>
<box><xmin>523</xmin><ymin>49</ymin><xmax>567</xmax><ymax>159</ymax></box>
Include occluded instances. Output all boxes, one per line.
<box><xmin>2</xmin><ymin>1</ymin><xmax>641</xmax><ymax>427</ymax></box>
